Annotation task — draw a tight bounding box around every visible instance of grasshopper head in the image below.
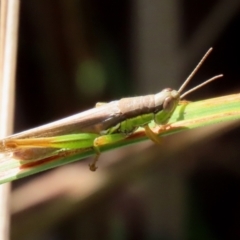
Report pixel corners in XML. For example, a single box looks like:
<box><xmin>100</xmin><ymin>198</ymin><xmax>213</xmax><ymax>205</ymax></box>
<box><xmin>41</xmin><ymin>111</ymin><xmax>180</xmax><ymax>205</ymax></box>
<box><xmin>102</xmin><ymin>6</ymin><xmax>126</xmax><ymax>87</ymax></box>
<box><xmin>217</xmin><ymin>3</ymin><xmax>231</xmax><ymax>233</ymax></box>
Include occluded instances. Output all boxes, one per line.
<box><xmin>154</xmin><ymin>88</ymin><xmax>180</xmax><ymax>111</ymax></box>
<box><xmin>154</xmin><ymin>88</ymin><xmax>180</xmax><ymax>125</ymax></box>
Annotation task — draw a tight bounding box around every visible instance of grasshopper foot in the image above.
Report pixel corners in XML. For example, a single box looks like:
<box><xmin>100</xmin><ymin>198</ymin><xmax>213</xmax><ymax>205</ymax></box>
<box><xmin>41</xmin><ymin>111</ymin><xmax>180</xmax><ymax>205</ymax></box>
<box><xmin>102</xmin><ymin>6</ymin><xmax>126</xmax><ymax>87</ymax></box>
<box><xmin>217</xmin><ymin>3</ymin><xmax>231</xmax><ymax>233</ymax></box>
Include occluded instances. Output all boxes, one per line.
<box><xmin>144</xmin><ymin>125</ymin><xmax>161</xmax><ymax>145</ymax></box>
<box><xmin>89</xmin><ymin>163</ymin><xmax>98</xmax><ymax>171</ymax></box>
<box><xmin>89</xmin><ymin>154</ymin><xmax>100</xmax><ymax>171</ymax></box>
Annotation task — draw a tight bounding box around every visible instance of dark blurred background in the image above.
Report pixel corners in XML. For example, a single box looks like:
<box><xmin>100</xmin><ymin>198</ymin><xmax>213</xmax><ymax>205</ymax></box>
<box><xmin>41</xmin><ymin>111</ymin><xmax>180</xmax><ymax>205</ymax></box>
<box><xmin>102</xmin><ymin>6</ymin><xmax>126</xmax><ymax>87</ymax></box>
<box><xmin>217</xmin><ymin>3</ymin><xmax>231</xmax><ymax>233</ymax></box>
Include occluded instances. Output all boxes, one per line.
<box><xmin>11</xmin><ymin>0</ymin><xmax>240</xmax><ymax>239</ymax></box>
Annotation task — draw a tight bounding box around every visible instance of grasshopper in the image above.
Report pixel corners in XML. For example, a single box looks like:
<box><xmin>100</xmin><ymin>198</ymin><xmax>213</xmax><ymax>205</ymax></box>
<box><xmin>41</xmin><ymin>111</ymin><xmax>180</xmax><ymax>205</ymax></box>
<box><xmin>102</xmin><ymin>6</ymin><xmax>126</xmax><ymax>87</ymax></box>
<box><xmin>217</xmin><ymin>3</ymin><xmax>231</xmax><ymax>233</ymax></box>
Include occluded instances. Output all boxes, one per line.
<box><xmin>0</xmin><ymin>48</ymin><xmax>222</xmax><ymax>170</ymax></box>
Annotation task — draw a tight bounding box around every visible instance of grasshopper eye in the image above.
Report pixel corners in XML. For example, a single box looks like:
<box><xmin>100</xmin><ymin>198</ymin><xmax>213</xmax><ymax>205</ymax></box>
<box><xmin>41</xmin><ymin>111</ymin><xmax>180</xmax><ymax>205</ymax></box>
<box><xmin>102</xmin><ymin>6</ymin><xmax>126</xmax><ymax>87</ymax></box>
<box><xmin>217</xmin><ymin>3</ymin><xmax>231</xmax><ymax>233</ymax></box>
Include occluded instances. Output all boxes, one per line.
<box><xmin>154</xmin><ymin>88</ymin><xmax>172</xmax><ymax>108</ymax></box>
<box><xmin>162</xmin><ymin>89</ymin><xmax>179</xmax><ymax>112</ymax></box>
<box><xmin>163</xmin><ymin>96</ymin><xmax>175</xmax><ymax>111</ymax></box>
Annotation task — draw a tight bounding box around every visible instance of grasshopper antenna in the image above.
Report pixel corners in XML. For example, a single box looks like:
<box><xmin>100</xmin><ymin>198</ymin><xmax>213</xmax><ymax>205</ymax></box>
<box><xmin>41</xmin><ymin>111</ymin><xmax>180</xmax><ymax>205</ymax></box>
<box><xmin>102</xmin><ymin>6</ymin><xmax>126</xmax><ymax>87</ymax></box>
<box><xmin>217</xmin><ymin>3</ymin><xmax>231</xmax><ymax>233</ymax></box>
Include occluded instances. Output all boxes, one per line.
<box><xmin>180</xmin><ymin>74</ymin><xmax>223</xmax><ymax>99</ymax></box>
<box><xmin>178</xmin><ymin>48</ymin><xmax>223</xmax><ymax>99</ymax></box>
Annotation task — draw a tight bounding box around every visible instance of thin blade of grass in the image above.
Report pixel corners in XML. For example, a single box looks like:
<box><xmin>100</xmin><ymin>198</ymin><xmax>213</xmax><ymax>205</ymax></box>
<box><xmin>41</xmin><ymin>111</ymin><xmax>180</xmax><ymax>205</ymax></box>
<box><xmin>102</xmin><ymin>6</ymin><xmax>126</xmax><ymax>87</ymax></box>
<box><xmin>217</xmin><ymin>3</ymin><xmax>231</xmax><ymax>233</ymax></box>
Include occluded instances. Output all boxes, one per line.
<box><xmin>0</xmin><ymin>0</ymin><xmax>20</xmax><ymax>238</ymax></box>
<box><xmin>0</xmin><ymin>93</ymin><xmax>240</xmax><ymax>184</ymax></box>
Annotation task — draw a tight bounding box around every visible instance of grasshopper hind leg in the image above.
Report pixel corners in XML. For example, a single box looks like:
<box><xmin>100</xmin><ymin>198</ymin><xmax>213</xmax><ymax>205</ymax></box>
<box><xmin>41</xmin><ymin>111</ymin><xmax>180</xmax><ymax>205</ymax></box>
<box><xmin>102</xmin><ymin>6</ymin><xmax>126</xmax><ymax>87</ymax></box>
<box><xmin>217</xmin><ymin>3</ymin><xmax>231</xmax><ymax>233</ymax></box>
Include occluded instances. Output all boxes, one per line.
<box><xmin>88</xmin><ymin>133</ymin><xmax>127</xmax><ymax>171</ymax></box>
<box><xmin>89</xmin><ymin>149</ymin><xmax>100</xmax><ymax>171</ymax></box>
<box><xmin>89</xmin><ymin>125</ymin><xmax>164</xmax><ymax>171</ymax></box>
<box><xmin>89</xmin><ymin>124</ymin><xmax>166</xmax><ymax>171</ymax></box>
<box><xmin>89</xmin><ymin>139</ymin><xmax>102</xmax><ymax>171</ymax></box>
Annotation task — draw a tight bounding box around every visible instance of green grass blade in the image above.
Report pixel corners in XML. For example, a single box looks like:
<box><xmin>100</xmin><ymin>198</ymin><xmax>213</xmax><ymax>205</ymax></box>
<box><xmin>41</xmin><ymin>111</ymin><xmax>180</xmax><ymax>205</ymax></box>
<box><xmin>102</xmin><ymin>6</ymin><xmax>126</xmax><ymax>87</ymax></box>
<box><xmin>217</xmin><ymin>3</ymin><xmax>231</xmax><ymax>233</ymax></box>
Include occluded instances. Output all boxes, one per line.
<box><xmin>1</xmin><ymin>93</ymin><xmax>240</xmax><ymax>184</ymax></box>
